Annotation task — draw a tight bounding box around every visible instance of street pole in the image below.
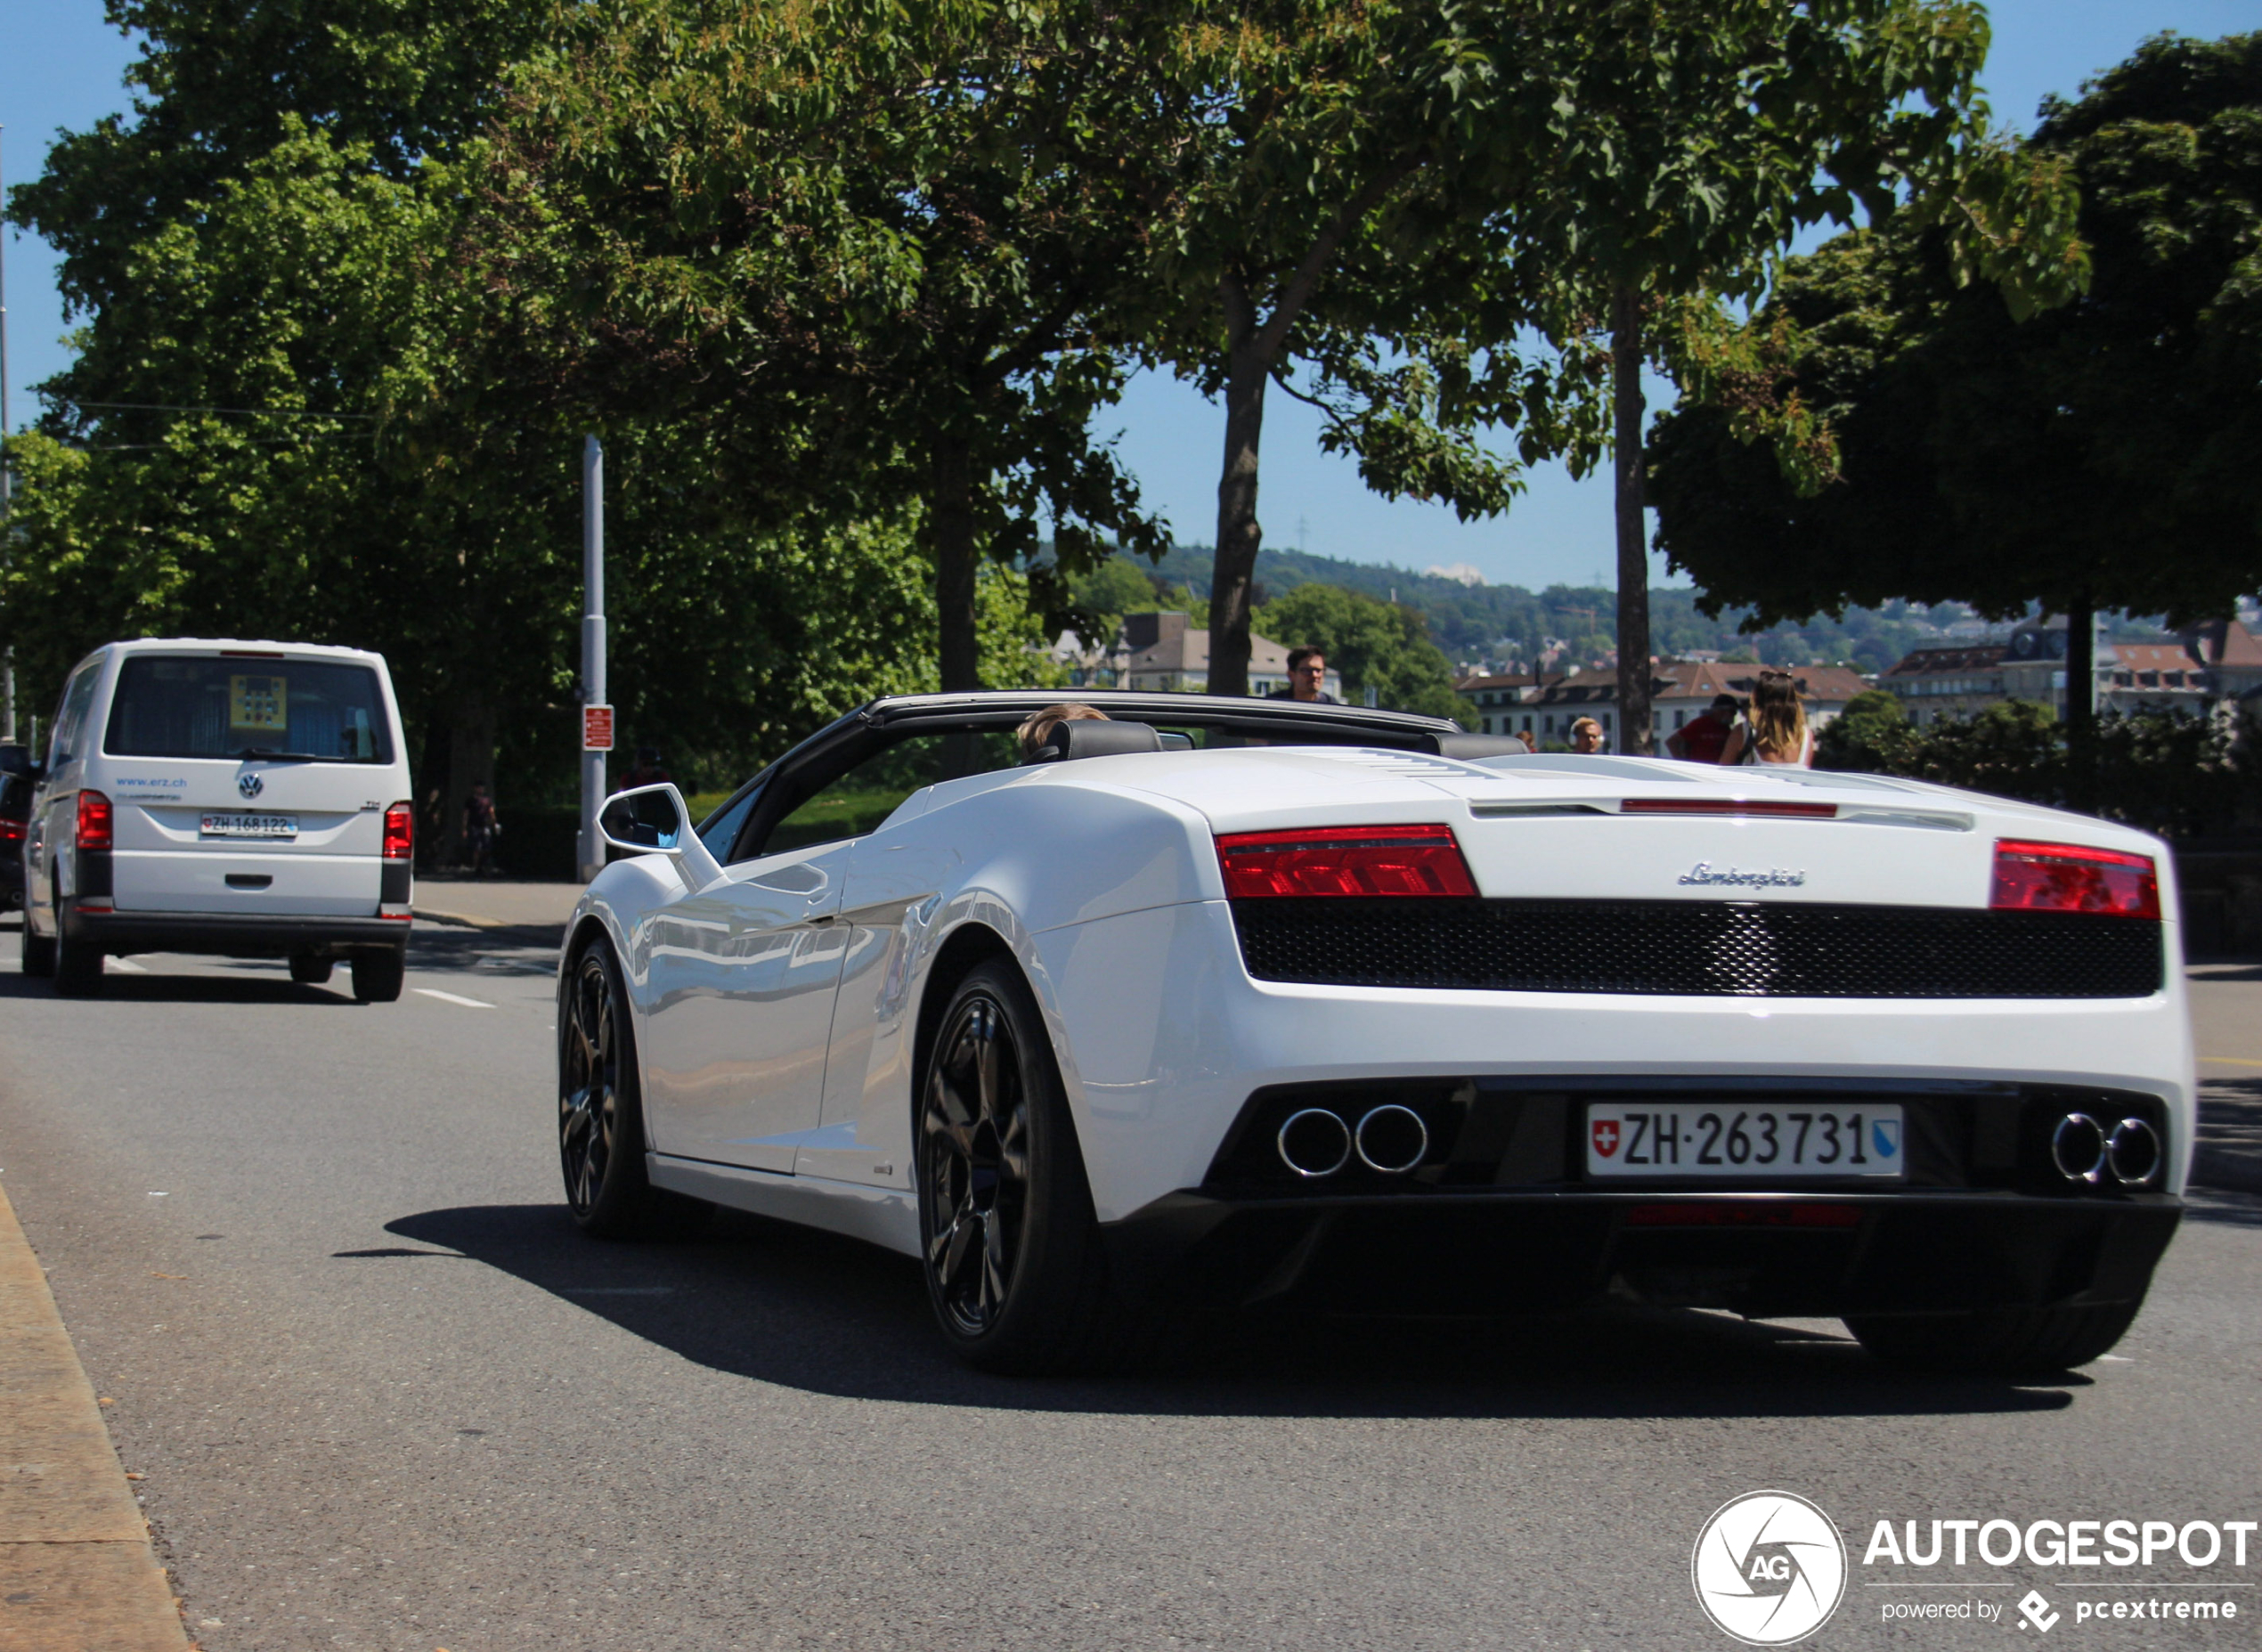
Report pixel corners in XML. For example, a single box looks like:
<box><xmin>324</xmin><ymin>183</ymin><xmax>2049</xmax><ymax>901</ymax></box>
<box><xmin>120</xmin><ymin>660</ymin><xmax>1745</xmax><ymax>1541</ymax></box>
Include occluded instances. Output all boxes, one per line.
<box><xmin>577</xmin><ymin>435</ymin><xmax>607</xmax><ymax>883</ymax></box>
<box><xmin>2</xmin><ymin>123</ymin><xmax>17</xmax><ymax>747</ymax></box>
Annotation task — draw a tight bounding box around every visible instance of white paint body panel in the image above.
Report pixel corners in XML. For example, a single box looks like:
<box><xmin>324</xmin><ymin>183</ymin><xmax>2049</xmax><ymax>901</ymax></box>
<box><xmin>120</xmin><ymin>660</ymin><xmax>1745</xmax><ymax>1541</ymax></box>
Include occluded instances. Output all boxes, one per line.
<box><xmin>568</xmin><ymin>746</ymin><xmax>2197</xmax><ymax>1256</ymax></box>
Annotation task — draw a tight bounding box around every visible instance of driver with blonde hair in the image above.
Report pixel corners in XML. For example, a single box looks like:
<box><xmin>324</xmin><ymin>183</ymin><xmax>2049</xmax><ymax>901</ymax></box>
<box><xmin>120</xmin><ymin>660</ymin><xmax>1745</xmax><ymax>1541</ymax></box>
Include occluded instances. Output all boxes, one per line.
<box><xmin>1017</xmin><ymin>703</ymin><xmax>1110</xmax><ymax>761</ymax></box>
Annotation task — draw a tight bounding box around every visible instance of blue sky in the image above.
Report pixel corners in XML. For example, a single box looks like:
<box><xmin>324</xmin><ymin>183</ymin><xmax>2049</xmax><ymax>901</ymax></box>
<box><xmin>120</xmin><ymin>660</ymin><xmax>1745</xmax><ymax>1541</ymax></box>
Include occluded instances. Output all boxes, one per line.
<box><xmin>4</xmin><ymin>0</ymin><xmax>2251</xmax><ymax>590</ymax></box>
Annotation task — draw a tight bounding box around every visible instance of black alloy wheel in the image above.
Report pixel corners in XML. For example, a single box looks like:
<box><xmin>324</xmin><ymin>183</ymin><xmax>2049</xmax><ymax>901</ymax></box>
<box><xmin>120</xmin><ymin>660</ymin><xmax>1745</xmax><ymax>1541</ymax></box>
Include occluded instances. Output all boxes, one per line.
<box><xmin>915</xmin><ymin>958</ymin><xmax>1137</xmax><ymax>1373</ymax></box>
<box><xmin>560</xmin><ymin>945</ymin><xmax>626</xmax><ymax>1222</ymax></box>
<box><xmin>557</xmin><ymin>938</ymin><xmax>704</xmax><ymax>1240</ymax></box>
<box><xmin>922</xmin><ymin>989</ymin><xmax>1035</xmax><ymax>1339</ymax></box>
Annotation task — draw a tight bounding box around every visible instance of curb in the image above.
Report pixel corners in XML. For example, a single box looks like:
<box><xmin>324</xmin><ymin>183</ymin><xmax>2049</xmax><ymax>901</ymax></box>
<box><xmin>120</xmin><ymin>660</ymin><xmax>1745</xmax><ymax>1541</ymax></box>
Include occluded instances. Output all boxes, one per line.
<box><xmin>409</xmin><ymin>905</ymin><xmax>507</xmax><ymax>930</ymax></box>
<box><xmin>0</xmin><ymin>1183</ymin><xmax>189</xmax><ymax>1650</ymax></box>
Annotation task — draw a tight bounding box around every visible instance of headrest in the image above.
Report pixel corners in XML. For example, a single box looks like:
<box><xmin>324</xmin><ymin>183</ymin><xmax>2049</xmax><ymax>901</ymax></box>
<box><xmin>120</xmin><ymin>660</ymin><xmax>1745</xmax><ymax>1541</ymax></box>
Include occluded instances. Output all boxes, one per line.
<box><xmin>1434</xmin><ymin>732</ymin><xmax>1532</xmax><ymax>759</ymax></box>
<box><xmin>1033</xmin><ymin>720</ymin><xmax>1164</xmax><ymax>762</ymax></box>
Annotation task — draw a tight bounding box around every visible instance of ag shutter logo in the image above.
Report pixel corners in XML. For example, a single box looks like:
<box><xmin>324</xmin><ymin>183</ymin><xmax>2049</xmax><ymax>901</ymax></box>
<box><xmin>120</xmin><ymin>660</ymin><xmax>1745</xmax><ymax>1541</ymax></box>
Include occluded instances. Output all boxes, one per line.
<box><xmin>1692</xmin><ymin>1491</ymin><xmax>1848</xmax><ymax>1646</ymax></box>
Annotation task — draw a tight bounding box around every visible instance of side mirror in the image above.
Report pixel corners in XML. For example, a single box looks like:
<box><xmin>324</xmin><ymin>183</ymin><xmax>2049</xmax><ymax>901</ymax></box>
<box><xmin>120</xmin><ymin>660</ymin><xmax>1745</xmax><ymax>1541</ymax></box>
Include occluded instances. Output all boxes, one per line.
<box><xmin>599</xmin><ymin>785</ymin><xmax>683</xmax><ymax>852</ymax></box>
<box><xmin>595</xmin><ymin>782</ymin><xmax>727</xmax><ymax>891</ymax></box>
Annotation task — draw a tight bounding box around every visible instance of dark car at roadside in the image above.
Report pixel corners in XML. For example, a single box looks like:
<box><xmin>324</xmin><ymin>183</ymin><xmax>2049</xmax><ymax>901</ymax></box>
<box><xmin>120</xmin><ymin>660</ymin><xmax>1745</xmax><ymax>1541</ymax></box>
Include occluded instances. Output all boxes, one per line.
<box><xmin>0</xmin><ymin>770</ymin><xmax>28</xmax><ymax>911</ymax></box>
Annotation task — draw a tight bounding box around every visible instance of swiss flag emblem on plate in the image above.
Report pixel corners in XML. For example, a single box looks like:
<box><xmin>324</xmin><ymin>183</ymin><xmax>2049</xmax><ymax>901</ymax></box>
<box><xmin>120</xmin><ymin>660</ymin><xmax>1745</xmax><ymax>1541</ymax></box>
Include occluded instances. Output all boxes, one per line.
<box><xmin>1591</xmin><ymin>1119</ymin><xmax>1621</xmax><ymax>1159</ymax></box>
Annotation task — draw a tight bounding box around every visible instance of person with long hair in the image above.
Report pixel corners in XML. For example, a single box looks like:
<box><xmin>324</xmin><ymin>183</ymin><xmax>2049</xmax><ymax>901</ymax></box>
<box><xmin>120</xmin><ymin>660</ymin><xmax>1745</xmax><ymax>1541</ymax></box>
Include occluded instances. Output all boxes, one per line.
<box><xmin>1721</xmin><ymin>671</ymin><xmax>1813</xmax><ymax>767</ymax></box>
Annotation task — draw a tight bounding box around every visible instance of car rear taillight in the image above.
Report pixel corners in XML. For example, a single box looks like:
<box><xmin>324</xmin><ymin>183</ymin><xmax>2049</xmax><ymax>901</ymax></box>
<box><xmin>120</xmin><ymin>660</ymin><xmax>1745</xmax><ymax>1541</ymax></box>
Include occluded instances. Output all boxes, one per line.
<box><xmin>0</xmin><ymin>818</ymin><xmax>22</xmax><ymax>844</ymax></box>
<box><xmin>1216</xmin><ymin>825</ymin><xmax>1477</xmax><ymax>899</ymax></box>
<box><xmin>77</xmin><ymin>790</ymin><xmax>113</xmax><ymax>851</ymax></box>
<box><xmin>1991</xmin><ymin>839</ymin><xmax>2159</xmax><ymax>919</ymax></box>
<box><xmin>383</xmin><ymin>802</ymin><xmax>414</xmax><ymax>860</ymax></box>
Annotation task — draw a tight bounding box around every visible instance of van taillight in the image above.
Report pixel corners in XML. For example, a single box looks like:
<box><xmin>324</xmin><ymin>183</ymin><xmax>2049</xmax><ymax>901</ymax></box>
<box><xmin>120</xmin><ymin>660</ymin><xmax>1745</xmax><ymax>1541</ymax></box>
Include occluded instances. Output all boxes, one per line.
<box><xmin>1216</xmin><ymin>825</ymin><xmax>1477</xmax><ymax>899</ymax></box>
<box><xmin>1991</xmin><ymin>839</ymin><xmax>2159</xmax><ymax>919</ymax></box>
<box><xmin>383</xmin><ymin>802</ymin><xmax>414</xmax><ymax>860</ymax></box>
<box><xmin>0</xmin><ymin>818</ymin><xmax>23</xmax><ymax>844</ymax></box>
<box><xmin>77</xmin><ymin>790</ymin><xmax>114</xmax><ymax>852</ymax></box>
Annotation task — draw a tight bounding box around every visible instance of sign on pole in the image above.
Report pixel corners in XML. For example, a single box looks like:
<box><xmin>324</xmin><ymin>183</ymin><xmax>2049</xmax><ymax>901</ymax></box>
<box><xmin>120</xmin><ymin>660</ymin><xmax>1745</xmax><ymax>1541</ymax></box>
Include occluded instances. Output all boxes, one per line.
<box><xmin>582</xmin><ymin>704</ymin><xmax>614</xmax><ymax>752</ymax></box>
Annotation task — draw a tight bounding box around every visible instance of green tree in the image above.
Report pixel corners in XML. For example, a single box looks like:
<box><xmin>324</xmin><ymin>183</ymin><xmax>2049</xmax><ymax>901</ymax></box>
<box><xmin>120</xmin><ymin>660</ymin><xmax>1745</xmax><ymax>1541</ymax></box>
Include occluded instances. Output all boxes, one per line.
<box><xmin>1252</xmin><ymin>582</ymin><xmax>1470</xmax><ymax>722</ymax></box>
<box><xmin>1128</xmin><ymin>0</ymin><xmax>1591</xmax><ymax>698</ymax></box>
<box><xmin>1494</xmin><ymin>0</ymin><xmax>2085</xmax><ymax>757</ymax></box>
<box><xmin>3</xmin><ymin>115</ymin><xmax>941</xmax><ymax>840</ymax></box>
<box><xmin>1648</xmin><ymin>32</ymin><xmax>2262</xmax><ymax>781</ymax></box>
<box><xmin>458</xmin><ymin>0</ymin><xmax>1171</xmax><ymax>693</ymax></box>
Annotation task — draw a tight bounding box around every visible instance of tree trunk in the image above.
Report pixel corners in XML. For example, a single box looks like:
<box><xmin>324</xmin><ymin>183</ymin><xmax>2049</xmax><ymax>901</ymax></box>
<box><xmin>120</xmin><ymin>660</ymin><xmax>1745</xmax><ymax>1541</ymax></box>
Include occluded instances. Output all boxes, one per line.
<box><xmin>1611</xmin><ymin>282</ymin><xmax>1652</xmax><ymax>756</ymax></box>
<box><xmin>2063</xmin><ymin>589</ymin><xmax>2095</xmax><ymax>811</ymax></box>
<box><xmin>441</xmin><ymin>698</ymin><xmax>496</xmax><ymax>869</ymax></box>
<box><xmin>1209</xmin><ymin>276</ymin><xmax>1267</xmax><ymax>700</ymax></box>
<box><xmin>931</xmin><ymin>434</ymin><xmax>980</xmax><ymax>693</ymax></box>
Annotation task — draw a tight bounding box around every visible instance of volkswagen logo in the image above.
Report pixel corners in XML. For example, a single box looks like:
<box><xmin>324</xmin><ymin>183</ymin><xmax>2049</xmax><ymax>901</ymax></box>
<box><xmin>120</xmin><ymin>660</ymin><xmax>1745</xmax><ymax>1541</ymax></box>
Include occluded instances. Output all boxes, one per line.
<box><xmin>1691</xmin><ymin>1490</ymin><xmax>1847</xmax><ymax>1645</ymax></box>
<box><xmin>238</xmin><ymin>770</ymin><xmax>265</xmax><ymax>801</ymax></box>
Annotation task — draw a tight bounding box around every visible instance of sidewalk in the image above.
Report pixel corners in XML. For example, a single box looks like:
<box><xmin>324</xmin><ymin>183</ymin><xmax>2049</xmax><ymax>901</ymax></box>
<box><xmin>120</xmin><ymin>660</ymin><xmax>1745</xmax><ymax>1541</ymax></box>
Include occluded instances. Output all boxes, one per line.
<box><xmin>410</xmin><ymin>876</ymin><xmax>585</xmax><ymax>937</ymax></box>
<box><xmin>0</xmin><ymin>1183</ymin><xmax>189</xmax><ymax>1650</ymax></box>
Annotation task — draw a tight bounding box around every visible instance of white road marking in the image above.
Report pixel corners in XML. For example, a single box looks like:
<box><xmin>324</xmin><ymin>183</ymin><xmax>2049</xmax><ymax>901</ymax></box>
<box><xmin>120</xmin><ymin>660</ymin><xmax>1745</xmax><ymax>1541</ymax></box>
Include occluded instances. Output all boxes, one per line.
<box><xmin>412</xmin><ymin>988</ymin><xmax>495</xmax><ymax>1010</ymax></box>
<box><xmin>110</xmin><ymin>957</ymin><xmax>150</xmax><ymax>973</ymax></box>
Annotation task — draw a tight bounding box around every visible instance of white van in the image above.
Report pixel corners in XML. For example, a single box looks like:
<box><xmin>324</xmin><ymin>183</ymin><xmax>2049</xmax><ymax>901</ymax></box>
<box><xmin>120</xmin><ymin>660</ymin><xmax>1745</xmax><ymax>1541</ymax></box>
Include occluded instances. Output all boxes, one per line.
<box><xmin>20</xmin><ymin>639</ymin><xmax>414</xmax><ymax>999</ymax></box>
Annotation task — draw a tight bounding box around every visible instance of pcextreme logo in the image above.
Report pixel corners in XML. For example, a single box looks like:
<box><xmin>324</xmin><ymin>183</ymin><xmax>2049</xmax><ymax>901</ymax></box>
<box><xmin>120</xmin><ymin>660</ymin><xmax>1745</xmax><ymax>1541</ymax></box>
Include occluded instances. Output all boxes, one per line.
<box><xmin>1692</xmin><ymin>1491</ymin><xmax>1849</xmax><ymax>1645</ymax></box>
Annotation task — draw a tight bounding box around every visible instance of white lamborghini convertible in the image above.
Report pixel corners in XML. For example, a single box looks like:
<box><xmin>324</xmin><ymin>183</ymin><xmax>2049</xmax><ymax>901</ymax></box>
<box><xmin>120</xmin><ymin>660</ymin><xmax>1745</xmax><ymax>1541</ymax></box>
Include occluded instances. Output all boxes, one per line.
<box><xmin>557</xmin><ymin>691</ymin><xmax>2190</xmax><ymax>1375</ymax></box>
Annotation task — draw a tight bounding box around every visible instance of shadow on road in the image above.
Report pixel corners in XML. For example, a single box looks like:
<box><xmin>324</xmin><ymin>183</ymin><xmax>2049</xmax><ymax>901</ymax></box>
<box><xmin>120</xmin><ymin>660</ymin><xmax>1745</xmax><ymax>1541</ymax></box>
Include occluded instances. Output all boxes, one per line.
<box><xmin>383</xmin><ymin>1201</ymin><xmax>2082</xmax><ymax>1420</ymax></box>
<box><xmin>409</xmin><ymin>926</ymin><xmax>560</xmax><ymax>978</ymax></box>
<box><xmin>2195</xmin><ymin>1076</ymin><xmax>2262</xmax><ymax>1197</ymax></box>
<box><xmin>0</xmin><ymin>968</ymin><xmax>353</xmax><ymax>1005</ymax></box>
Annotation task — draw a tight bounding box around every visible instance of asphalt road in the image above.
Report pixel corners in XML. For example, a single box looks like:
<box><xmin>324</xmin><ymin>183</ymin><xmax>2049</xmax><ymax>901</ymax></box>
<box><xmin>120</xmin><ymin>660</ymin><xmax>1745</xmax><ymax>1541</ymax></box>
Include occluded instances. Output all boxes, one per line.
<box><xmin>1</xmin><ymin>919</ymin><xmax>2258</xmax><ymax>1651</ymax></box>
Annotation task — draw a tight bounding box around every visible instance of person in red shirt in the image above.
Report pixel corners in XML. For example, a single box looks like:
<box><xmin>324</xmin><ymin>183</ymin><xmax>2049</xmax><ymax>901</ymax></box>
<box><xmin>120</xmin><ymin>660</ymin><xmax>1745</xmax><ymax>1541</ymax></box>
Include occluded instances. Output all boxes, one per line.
<box><xmin>1666</xmin><ymin>694</ymin><xmax>1741</xmax><ymax>763</ymax></box>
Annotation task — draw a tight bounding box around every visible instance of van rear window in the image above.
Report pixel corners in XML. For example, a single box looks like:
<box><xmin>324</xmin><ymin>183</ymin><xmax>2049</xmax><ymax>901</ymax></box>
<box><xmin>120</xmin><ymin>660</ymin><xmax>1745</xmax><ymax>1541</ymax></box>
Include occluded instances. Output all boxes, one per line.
<box><xmin>104</xmin><ymin>657</ymin><xmax>395</xmax><ymax>764</ymax></box>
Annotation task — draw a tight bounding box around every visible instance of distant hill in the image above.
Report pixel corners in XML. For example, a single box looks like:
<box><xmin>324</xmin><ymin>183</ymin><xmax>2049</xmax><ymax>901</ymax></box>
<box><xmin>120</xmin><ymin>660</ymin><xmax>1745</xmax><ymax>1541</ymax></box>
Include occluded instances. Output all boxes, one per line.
<box><xmin>1112</xmin><ymin>544</ymin><xmax>2166</xmax><ymax>676</ymax></box>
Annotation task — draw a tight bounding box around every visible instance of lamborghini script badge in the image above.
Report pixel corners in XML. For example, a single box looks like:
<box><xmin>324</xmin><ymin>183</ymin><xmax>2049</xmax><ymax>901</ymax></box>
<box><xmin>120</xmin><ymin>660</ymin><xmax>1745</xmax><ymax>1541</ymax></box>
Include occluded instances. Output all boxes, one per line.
<box><xmin>1678</xmin><ymin>861</ymin><xmax>1806</xmax><ymax>889</ymax></box>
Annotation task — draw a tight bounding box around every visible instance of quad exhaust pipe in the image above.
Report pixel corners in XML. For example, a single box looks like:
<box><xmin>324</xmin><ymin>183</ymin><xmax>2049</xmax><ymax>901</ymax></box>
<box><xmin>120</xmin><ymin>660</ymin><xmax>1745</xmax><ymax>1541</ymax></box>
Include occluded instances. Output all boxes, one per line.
<box><xmin>2051</xmin><ymin>1112</ymin><xmax>2162</xmax><ymax>1188</ymax></box>
<box><xmin>1276</xmin><ymin>1104</ymin><xmax>1429</xmax><ymax>1178</ymax></box>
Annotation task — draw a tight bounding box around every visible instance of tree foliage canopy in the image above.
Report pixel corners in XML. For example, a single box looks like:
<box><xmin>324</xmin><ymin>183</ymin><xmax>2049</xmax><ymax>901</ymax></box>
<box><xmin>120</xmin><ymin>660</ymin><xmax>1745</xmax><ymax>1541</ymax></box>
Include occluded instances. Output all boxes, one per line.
<box><xmin>1251</xmin><ymin>582</ymin><xmax>1469</xmax><ymax>723</ymax></box>
<box><xmin>1647</xmin><ymin>31</ymin><xmax>2262</xmax><ymax>631</ymax></box>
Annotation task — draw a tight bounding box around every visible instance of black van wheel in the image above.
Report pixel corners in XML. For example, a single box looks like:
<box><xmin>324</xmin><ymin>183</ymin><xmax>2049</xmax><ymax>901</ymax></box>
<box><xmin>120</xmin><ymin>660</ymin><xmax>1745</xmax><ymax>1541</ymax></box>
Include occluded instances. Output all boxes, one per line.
<box><xmin>20</xmin><ymin>914</ymin><xmax>55</xmax><ymax>978</ymax></box>
<box><xmin>351</xmin><ymin>948</ymin><xmax>405</xmax><ymax>1003</ymax></box>
<box><xmin>52</xmin><ymin>905</ymin><xmax>104</xmax><ymax>997</ymax></box>
<box><xmin>289</xmin><ymin>952</ymin><xmax>334</xmax><ymax>984</ymax></box>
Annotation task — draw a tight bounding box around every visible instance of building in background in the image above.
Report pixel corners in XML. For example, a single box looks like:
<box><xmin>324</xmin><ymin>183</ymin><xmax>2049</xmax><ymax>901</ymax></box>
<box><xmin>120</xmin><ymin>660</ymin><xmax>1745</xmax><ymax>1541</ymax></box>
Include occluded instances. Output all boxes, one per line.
<box><xmin>1455</xmin><ymin>670</ymin><xmax>1539</xmax><ymax>736</ymax></box>
<box><xmin>1876</xmin><ymin>614</ymin><xmax>2262</xmax><ymax>726</ymax></box>
<box><xmin>1456</xmin><ymin>661</ymin><xmax>1869</xmax><ymax>753</ymax></box>
<box><xmin>1878</xmin><ymin>644</ymin><xmax>2010</xmax><ymax>725</ymax></box>
<box><xmin>1118</xmin><ymin>613</ymin><xmax>1339</xmax><ymax>699</ymax></box>
<box><xmin>2174</xmin><ymin>616</ymin><xmax>2262</xmax><ymax>716</ymax></box>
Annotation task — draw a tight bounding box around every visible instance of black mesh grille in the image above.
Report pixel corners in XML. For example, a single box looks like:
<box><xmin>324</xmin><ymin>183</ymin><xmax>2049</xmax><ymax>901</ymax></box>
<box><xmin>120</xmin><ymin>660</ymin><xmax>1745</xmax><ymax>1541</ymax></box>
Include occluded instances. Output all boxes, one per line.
<box><xmin>1230</xmin><ymin>899</ymin><xmax>2163</xmax><ymax>999</ymax></box>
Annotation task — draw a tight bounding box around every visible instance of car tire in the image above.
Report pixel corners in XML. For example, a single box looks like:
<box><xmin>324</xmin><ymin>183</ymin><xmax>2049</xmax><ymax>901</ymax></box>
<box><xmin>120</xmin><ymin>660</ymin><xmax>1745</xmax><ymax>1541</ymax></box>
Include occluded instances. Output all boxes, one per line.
<box><xmin>20</xmin><ymin>915</ymin><xmax>55</xmax><ymax>978</ymax></box>
<box><xmin>52</xmin><ymin>906</ymin><xmax>104</xmax><ymax>997</ymax></box>
<box><xmin>915</xmin><ymin>957</ymin><xmax>1142</xmax><ymax>1375</ymax></box>
<box><xmin>350</xmin><ymin>948</ymin><xmax>405</xmax><ymax>1003</ymax></box>
<box><xmin>1845</xmin><ymin>1300</ymin><xmax>2144</xmax><ymax>1375</ymax></box>
<box><xmin>290</xmin><ymin>952</ymin><xmax>334</xmax><ymax>985</ymax></box>
<box><xmin>557</xmin><ymin>936</ymin><xmax>709</xmax><ymax>1241</ymax></box>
